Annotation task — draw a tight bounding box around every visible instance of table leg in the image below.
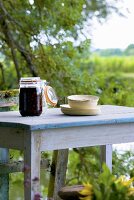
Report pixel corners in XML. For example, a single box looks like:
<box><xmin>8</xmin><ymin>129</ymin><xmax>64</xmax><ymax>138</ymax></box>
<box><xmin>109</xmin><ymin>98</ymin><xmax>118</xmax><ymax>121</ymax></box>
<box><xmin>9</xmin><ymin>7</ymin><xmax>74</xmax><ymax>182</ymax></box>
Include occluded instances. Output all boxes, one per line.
<box><xmin>53</xmin><ymin>149</ymin><xmax>69</xmax><ymax>200</ymax></box>
<box><xmin>47</xmin><ymin>149</ymin><xmax>69</xmax><ymax>200</ymax></box>
<box><xmin>100</xmin><ymin>144</ymin><xmax>112</xmax><ymax>171</ymax></box>
<box><xmin>0</xmin><ymin>148</ymin><xmax>9</xmax><ymax>200</ymax></box>
<box><xmin>24</xmin><ymin>133</ymin><xmax>41</xmax><ymax>200</ymax></box>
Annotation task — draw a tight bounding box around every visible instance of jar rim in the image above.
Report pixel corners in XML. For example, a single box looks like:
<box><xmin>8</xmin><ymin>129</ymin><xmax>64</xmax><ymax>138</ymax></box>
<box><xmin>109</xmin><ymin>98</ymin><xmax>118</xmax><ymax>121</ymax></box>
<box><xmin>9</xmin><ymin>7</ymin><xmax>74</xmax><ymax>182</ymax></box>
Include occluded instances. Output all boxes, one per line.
<box><xmin>20</xmin><ymin>77</ymin><xmax>41</xmax><ymax>85</ymax></box>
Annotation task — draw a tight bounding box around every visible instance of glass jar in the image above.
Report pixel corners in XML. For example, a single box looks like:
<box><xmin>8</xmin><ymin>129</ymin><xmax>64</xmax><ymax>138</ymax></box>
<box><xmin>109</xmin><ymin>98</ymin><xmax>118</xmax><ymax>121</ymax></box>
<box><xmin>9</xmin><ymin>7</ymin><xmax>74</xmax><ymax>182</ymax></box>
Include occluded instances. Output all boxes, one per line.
<box><xmin>41</xmin><ymin>80</ymin><xmax>48</xmax><ymax>113</ymax></box>
<box><xmin>19</xmin><ymin>77</ymin><xmax>42</xmax><ymax>116</ymax></box>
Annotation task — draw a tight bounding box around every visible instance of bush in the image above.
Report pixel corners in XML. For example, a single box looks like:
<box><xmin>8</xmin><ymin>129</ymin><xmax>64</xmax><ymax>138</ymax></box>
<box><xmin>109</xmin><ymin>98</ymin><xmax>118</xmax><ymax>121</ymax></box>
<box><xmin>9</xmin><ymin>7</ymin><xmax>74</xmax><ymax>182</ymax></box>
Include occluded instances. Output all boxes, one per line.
<box><xmin>80</xmin><ymin>164</ymin><xmax>134</xmax><ymax>200</ymax></box>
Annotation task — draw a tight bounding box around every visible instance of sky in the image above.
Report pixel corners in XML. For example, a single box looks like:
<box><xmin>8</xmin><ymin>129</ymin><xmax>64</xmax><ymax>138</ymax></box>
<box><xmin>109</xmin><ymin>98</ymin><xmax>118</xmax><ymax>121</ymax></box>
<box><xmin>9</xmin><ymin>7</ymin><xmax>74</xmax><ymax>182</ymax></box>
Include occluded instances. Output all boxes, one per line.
<box><xmin>91</xmin><ymin>0</ymin><xmax>134</xmax><ymax>50</ymax></box>
<box><xmin>28</xmin><ymin>0</ymin><xmax>134</xmax><ymax>50</ymax></box>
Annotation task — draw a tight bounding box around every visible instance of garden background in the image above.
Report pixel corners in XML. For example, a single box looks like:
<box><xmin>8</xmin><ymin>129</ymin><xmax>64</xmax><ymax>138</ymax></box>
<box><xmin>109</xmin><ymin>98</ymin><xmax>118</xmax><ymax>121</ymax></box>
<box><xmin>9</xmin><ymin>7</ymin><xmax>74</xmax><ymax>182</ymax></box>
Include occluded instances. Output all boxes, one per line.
<box><xmin>0</xmin><ymin>0</ymin><xmax>134</xmax><ymax>199</ymax></box>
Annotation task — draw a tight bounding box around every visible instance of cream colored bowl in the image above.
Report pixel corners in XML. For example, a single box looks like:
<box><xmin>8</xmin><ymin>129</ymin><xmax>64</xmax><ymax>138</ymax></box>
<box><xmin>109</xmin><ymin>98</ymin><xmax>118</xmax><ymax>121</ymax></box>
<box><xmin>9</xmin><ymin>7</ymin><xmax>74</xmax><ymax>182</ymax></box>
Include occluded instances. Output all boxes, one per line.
<box><xmin>67</xmin><ymin>95</ymin><xmax>99</xmax><ymax>109</ymax></box>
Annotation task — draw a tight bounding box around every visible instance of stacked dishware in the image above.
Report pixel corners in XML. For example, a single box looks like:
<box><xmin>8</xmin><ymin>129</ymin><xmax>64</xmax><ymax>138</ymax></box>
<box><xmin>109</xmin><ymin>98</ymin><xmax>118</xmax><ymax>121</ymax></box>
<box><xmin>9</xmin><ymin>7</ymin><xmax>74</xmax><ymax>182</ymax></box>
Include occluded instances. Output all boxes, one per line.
<box><xmin>60</xmin><ymin>95</ymin><xmax>101</xmax><ymax>116</ymax></box>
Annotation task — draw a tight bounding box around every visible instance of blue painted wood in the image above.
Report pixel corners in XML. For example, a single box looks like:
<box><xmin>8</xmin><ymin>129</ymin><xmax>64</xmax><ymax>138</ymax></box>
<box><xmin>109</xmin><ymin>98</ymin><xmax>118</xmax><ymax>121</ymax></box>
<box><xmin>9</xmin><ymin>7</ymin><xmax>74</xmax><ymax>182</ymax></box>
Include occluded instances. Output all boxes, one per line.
<box><xmin>0</xmin><ymin>105</ymin><xmax>134</xmax><ymax>131</ymax></box>
<box><xmin>0</xmin><ymin>105</ymin><xmax>134</xmax><ymax>199</ymax></box>
<box><xmin>0</xmin><ymin>148</ymin><xmax>9</xmax><ymax>200</ymax></box>
<box><xmin>0</xmin><ymin>107</ymin><xmax>10</xmax><ymax>200</ymax></box>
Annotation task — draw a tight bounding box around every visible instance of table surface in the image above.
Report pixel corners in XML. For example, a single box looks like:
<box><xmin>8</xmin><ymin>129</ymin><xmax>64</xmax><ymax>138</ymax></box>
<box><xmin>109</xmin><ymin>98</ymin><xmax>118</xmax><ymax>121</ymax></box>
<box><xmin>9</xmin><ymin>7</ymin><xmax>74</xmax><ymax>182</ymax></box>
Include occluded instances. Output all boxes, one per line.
<box><xmin>0</xmin><ymin>105</ymin><xmax>134</xmax><ymax>131</ymax></box>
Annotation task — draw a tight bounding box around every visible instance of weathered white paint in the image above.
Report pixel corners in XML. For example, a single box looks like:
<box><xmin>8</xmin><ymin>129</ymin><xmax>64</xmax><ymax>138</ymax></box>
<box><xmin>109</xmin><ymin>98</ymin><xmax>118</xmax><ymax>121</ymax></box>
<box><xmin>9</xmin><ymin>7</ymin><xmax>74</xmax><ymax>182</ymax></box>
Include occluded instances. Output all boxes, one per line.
<box><xmin>0</xmin><ymin>148</ymin><xmax>9</xmax><ymax>200</ymax></box>
<box><xmin>0</xmin><ymin>105</ymin><xmax>134</xmax><ymax>131</ymax></box>
<box><xmin>39</xmin><ymin>123</ymin><xmax>134</xmax><ymax>150</ymax></box>
<box><xmin>0</xmin><ymin>105</ymin><xmax>134</xmax><ymax>200</ymax></box>
<box><xmin>100</xmin><ymin>145</ymin><xmax>112</xmax><ymax>171</ymax></box>
<box><xmin>53</xmin><ymin>149</ymin><xmax>69</xmax><ymax>200</ymax></box>
<box><xmin>24</xmin><ymin>132</ymin><xmax>41</xmax><ymax>200</ymax></box>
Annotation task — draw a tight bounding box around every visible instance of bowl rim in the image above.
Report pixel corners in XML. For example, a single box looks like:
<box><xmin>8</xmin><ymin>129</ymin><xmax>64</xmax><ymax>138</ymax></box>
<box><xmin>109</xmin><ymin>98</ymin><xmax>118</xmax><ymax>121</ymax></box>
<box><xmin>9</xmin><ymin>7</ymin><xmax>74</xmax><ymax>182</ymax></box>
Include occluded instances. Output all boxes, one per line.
<box><xmin>67</xmin><ymin>95</ymin><xmax>99</xmax><ymax>102</ymax></box>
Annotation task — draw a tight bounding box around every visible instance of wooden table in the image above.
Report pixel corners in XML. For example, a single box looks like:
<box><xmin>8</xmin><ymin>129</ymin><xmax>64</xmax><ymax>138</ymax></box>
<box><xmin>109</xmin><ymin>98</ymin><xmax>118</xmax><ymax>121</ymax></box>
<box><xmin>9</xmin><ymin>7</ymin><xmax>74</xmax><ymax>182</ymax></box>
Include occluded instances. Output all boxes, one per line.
<box><xmin>0</xmin><ymin>105</ymin><xmax>134</xmax><ymax>200</ymax></box>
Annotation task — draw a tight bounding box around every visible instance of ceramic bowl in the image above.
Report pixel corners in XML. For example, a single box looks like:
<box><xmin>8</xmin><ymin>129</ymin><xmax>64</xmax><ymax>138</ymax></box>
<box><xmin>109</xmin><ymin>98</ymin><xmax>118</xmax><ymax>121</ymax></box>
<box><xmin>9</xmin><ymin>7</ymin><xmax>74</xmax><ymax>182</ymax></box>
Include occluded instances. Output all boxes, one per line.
<box><xmin>67</xmin><ymin>95</ymin><xmax>99</xmax><ymax>109</ymax></box>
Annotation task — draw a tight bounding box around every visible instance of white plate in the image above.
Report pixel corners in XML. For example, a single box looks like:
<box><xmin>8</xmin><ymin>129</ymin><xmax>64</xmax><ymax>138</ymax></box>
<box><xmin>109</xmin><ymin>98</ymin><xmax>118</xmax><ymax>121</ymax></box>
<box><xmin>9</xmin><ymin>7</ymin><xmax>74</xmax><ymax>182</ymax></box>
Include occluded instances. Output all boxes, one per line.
<box><xmin>60</xmin><ymin>104</ymin><xmax>101</xmax><ymax>116</ymax></box>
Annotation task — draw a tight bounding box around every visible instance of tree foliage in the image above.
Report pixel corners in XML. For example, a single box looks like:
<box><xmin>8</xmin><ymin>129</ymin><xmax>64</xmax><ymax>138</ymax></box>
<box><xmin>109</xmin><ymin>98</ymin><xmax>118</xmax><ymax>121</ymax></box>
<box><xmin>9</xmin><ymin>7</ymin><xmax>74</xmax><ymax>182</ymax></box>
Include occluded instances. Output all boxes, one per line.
<box><xmin>80</xmin><ymin>164</ymin><xmax>134</xmax><ymax>200</ymax></box>
<box><xmin>124</xmin><ymin>44</ymin><xmax>134</xmax><ymax>56</ymax></box>
<box><xmin>93</xmin><ymin>44</ymin><xmax>134</xmax><ymax>57</ymax></box>
<box><xmin>0</xmin><ymin>0</ymin><xmax>121</xmax><ymax>96</ymax></box>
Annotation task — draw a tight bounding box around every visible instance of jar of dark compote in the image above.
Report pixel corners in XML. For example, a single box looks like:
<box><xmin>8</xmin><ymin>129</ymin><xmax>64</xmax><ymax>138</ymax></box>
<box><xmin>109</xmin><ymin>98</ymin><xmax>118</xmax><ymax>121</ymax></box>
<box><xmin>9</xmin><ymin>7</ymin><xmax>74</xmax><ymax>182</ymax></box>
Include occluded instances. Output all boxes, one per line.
<box><xmin>19</xmin><ymin>77</ymin><xmax>42</xmax><ymax>116</ymax></box>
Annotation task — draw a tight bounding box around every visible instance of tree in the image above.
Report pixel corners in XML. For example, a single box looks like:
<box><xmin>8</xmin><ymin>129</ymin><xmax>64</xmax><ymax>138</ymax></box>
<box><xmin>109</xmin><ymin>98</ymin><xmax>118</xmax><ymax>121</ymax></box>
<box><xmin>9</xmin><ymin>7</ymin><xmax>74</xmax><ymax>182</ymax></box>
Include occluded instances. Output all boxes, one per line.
<box><xmin>93</xmin><ymin>48</ymin><xmax>123</xmax><ymax>56</ymax></box>
<box><xmin>0</xmin><ymin>0</ymin><xmax>122</xmax><ymax>95</ymax></box>
<box><xmin>124</xmin><ymin>44</ymin><xmax>134</xmax><ymax>56</ymax></box>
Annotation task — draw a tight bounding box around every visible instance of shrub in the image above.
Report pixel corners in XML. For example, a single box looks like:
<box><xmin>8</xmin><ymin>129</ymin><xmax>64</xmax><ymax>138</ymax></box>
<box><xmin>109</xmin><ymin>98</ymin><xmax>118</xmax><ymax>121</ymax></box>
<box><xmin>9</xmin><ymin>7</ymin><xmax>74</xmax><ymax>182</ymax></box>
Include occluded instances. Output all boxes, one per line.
<box><xmin>80</xmin><ymin>164</ymin><xmax>134</xmax><ymax>200</ymax></box>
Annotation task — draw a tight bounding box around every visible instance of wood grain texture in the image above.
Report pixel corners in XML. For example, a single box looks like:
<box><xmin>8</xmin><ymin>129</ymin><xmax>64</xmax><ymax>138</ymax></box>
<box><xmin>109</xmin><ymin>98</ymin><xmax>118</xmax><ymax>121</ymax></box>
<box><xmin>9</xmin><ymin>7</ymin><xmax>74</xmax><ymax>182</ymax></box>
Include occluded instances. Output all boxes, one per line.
<box><xmin>100</xmin><ymin>145</ymin><xmax>112</xmax><ymax>171</ymax></box>
<box><xmin>48</xmin><ymin>150</ymin><xmax>58</xmax><ymax>198</ymax></box>
<box><xmin>1</xmin><ymin>105</ymin><xmax>134</xmax><ymax>131</ymax></box>
<box><xmin>53</xmin><ymin>149</ymin><xmax>69</xmax><ymax>200</ymax></box>
<box><xmin>0</xmin><ymin>148</ymin><xmax>9</xmax><ymax>200</ymax></box>
<box><xmin>24</xmin><ymin>131</ymin><xmax>41</xmax><ymax>200</ymax></box>
<box><xmin>0</xmin><ymin>105</ymin><xmax>134</xmax><ymax>200</ymax></box>
<box><xmin>0</xmin><ymin>159</ymin><xmax>50</xmax><ymax>174</ymax></box>
<box><xmin>58</xmin><ymin>185</ymin><xmax>85</xmax><ymax>200</ymax></box>
<box><xmin>39</xmin><ymin>122</ymin><xmax>134</xmax><ymax>151</ymax></box>
<box><xmin>47</xmin><ymin>149</ymin><xmax>69</xmax><ymax>200</ymax></box>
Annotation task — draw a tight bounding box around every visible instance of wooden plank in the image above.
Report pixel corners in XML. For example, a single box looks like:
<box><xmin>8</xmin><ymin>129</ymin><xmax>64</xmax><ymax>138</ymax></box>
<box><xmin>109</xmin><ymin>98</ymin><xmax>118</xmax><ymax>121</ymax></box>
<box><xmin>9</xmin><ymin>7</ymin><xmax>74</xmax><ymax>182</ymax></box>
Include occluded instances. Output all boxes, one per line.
<box><xmin>40</xmin><ymin>123</ymin><xmax>134</xmax><ymax>151</ymax></box>
<box><xmin>0</xmin><ymin>102</ymin><xmax>16</xmax><ymax>108</ymax></box>
<box><xmin>0</xmin><ymin>104</ymin><xmax>14</xmax><ymax>200</ymax></box>
<box><xmin>0</xmin><ymin>148</ymin><xmax>9</xmax><ymax>200</ymax></box>
<box><xmin>47</xmin><ymin>150</ymin><xmax>58</xmax><ymax>198</ymax></box>
<box><xmin>1</xmin><ymin>106</ymin><xmax>134</xmax><ymax>131</ymax></box>
<box><xmin>0</xmin><ymin>159</ymin><xmax>50</xmax><ymax>174</ymax></box>
<box><xmin>53</xmin><ymin>149</ymin><xmax>69</xmax><ymax>200</ymax></box>
<box><xmin>47</xmin><ymin>149</ymin><xmax>69</xmax><ymax>200</ymax></box>
<box><xmin>100</xmin><ymin>145</ymin><xmax>112</xmax><ymax>171</ymax></box>
<box><xmin>58</xmin><ymin>185</ymin><xmax>85</xmax><ymax>200</ymax></box>
<box><xmin>24</xmin><ymin>131</ymin><xmax>41</xmax><ymax>200</ymax></box>
<box><xmin>0</xmin><ymin>127</ymin><xmax>24</xmax><ymax>150</ymax></box>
